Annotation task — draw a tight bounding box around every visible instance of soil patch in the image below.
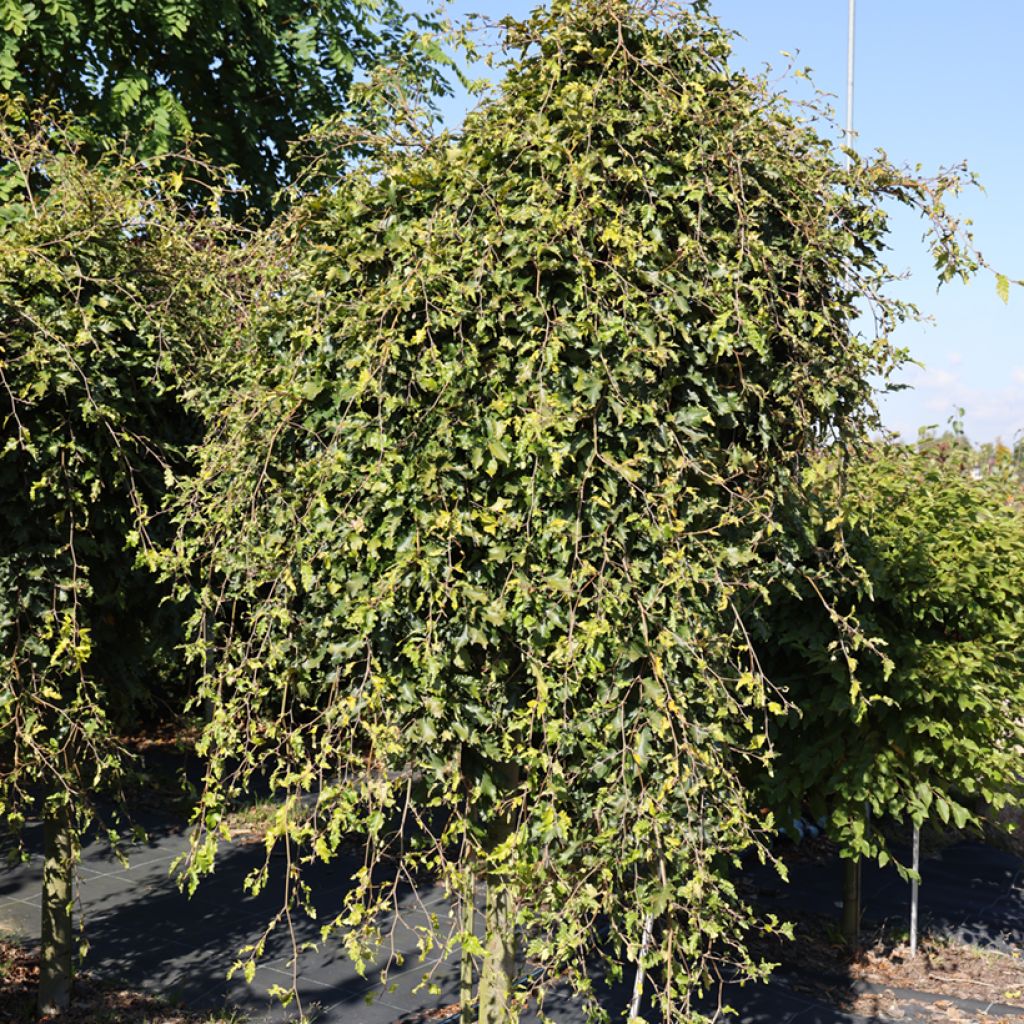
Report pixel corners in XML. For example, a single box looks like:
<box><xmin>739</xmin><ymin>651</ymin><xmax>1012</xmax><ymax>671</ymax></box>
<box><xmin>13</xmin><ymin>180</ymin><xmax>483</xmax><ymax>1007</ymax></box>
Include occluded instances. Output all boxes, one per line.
<box><xmin>752</xmin><ymin>914</ymin><xmax>1024</xmax><ymax>1020</ymax></box>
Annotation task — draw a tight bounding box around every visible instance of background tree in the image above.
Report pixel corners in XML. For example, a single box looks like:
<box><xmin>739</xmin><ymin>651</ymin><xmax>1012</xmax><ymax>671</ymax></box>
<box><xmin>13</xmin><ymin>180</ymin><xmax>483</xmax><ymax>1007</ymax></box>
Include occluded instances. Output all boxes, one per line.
<box><xmin>0</xmin><ymin>104</ymin><xmax>241</xmax><ymax>1013</ymax></box>
<box><xmin>753</xmin><ymin>439</ymin><xmax>1024</xmax><ymax>945</ymax></box>
<box><xmin>169</xmin><ymin>2</ymin><xmax>990</xmax><ymax>1021</ymax></box>
<box><xmin>0</xmin><ymin>0</ymin><xmax>457</xmax><ymax>209</ymax></box>
<box><xmin>0</xmin><ymin>0</ymin><xmax>456</xmax><ymax>1009</ymax></box>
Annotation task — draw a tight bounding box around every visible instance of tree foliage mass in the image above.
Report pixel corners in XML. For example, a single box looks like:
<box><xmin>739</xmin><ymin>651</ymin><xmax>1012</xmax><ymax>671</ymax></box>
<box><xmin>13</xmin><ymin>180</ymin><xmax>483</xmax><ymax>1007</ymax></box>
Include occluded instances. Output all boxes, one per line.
<box><xmin>0</xmin><ymin>1</ymin><xmax>1017</xmax><ymax>1021</ymax></box>
<box><xmin>0</xmin><ymin>104</ymin><xmax>243</xmax><ymax>1009</ymax></box>
<box><xmin>755</xmin><ymin>440</ymin><xmax>1024</xmax><ymax>866</ymax></box>
<box><xmin>167</xmin><ymin>2</ymin><xmax>991</xmax><ymax>1020</ymax></box>
<box><xmin>0</xmin><ymin>0</ymin><xmax>455</xmax><ymax>206</ymax></box>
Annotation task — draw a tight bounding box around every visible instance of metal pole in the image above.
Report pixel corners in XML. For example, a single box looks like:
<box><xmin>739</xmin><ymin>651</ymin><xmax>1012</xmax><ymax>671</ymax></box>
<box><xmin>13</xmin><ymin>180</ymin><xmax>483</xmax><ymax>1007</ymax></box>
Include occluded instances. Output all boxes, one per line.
<box><xmin>845</xmin><ymin>0</ymin><xmax>856</xmax><ymax>164</ymax></box>
<box><xmin>629</xmin><ymin>914</ymin><xmax>654</xmax><ymax>1020</ymax></box>
<box><xmin>909</xmin><ymin>823</ymin><xmax>920</xmax><ymax>957</ymax></box>
<box><xmin>630</xmin><ymin>860</ymin><xmax>665</xmax><ymax>1020</ymax></box>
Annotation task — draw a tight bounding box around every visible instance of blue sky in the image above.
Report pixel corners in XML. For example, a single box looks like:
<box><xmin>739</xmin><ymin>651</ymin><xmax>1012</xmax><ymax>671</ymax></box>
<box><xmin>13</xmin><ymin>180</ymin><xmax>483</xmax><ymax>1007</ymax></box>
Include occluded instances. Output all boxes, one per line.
<box><xmin>420</xmin><ymin>1</ymin><xmax>1024</xmax><ymax>443</ymax></box>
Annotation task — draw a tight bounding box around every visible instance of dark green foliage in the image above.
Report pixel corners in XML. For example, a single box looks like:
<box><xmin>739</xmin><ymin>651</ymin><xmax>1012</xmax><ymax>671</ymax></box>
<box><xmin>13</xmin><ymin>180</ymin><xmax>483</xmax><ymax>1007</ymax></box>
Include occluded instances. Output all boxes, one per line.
<box><xmin>0</xmin><ymin>105</ymin><xmax>237</xmax><ymax>836</ymax></box>
<box><xmin>0</xmin><ymin>0</ymin><xmax>455</xmax><ymax>208</ymax></box>
<box><xmin>755</xmin><ymin>441</ymin><xmax>1024</xmax><ymax>863</ymax></box>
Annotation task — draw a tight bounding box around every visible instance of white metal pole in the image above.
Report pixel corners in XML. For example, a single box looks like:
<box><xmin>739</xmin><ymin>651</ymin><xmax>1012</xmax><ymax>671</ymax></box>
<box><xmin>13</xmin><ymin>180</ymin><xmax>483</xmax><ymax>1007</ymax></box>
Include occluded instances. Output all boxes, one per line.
<box><xmin>629</xmin><ymin>914</ymin><xmax>654</xmax><ymax>1020</ymax></box>
<box><xmin>631</xmin><ymin>860</ymin><xmax>665</xmax><ymax>1021</ymax></box>
<box><xmin>845</xmin><ymin>0</ymin><xmax>856</xmax><ymax>165</ymax></box>
<box><xmin>909</xmin><ymin>823</ymin><xmax>920</xmax><ymax>957</ymax></box>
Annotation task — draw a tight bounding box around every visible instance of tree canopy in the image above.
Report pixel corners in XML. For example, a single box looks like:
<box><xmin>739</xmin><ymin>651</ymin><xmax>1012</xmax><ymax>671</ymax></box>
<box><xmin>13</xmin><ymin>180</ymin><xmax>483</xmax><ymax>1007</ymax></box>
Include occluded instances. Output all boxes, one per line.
<box><xmin>754</xmin><ymin>439</ymin><xmax>1024</xmax><ymax>865</ymax></box>
<box><xmin>166</xmin><ymin>2</ymin><xmax>989</xmax><ymax>1020</ymax></box>
<box><xmin>0</xmin><ymin>0</ymin><xmax>456</xmax><ymax>207</ymax></box>
<box><xmin>1</xmin><ymin>0</ymin><xmax>1013</xmax><ymax>1018</ymax></box>
<box><xmin>0</xmin><ymin>103</ymin><xmax>243</xmax><ymax>1009</ymax></box>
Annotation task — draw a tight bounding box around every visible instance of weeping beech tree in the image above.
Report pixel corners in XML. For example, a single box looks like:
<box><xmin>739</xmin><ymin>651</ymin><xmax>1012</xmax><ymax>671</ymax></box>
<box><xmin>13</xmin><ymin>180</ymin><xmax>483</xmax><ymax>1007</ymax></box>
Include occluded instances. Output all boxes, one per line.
<box><xmin>0</xmin><ymin>104</ymin><xmax>241</xmax><ymax>1014</ymax></box>
<box><xmin>171</xmin><ymin>2</ymin><xmax>986</xmax><ymax>1020</ymax></box>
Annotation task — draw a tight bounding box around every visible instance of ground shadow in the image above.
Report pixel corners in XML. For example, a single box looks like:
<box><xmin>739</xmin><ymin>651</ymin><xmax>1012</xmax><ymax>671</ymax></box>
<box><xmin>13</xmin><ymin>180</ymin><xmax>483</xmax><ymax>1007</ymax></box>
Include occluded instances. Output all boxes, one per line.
<box><xmin>3</xmin><ymin>817</ymin><xmax>1023</xmax><ymax>1023</ymax></box>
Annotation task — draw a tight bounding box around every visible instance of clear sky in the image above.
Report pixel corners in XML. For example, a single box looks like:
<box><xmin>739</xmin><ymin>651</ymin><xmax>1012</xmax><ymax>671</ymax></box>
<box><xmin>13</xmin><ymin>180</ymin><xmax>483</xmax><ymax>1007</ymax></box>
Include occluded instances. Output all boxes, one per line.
<box><xmin>420</xmin><ymin>1</ymin><xmax>1024</xmax><ymax>443</ymax></box>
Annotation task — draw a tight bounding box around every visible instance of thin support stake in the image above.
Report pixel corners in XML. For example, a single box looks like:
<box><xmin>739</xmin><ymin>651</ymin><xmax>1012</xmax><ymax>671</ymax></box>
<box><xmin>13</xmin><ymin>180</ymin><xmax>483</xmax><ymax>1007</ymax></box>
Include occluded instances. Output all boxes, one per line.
<box><xmin>909</xmin><ymin>823</ymin><xmax>920</xmax><ymax>957</ymax></box>
<box><xmin>841</xmin><ymin>857</ymin><xmax>862</xmax><ymax>949</ymax></box>
<box><xmin>631</xmin><ymin>861</ymin><xmax>666</xmax><ymax>1021</ymax></box>
<box><xmin>629</xmin><ymin>914</ymin><xmax>654</xmax><ymax>1021</ymax></box>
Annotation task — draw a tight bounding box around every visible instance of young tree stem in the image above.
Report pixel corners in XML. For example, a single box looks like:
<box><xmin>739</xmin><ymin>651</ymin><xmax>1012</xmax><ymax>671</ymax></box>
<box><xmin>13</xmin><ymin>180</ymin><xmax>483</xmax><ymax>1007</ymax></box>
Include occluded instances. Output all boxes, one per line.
<box><xmin>841</xmin><ymin>857</ymin><xmax>862</xmax><ymax>949</ymax></box>
<box><xmin>39</xmin><ymin>803</ymin><xmax>76</xmax><ymax>1015</ymax></box>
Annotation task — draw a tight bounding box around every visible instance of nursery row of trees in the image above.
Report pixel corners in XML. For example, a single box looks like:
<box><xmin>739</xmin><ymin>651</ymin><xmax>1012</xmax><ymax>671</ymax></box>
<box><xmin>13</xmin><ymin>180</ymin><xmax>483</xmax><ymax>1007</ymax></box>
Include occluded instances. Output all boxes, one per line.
<box><xmin>2</xmin><ymin>1</ymin><xmax>1023</xmax><ymax>1021</ymax></box>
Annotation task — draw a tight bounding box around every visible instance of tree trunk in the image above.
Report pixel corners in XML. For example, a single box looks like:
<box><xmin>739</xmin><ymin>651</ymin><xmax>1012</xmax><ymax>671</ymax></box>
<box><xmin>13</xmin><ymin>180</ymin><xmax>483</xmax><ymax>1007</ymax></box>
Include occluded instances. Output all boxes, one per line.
<box><xmin>471</xmin><ymin>758</ymin><xmax>520</xmax><ymax>1024</ymax></box>
<box><xmin>841</xmin><ymin>856</ymin><xmax>862</xmax><ymax>949</ymax></box>
<box><xmin>477</xmin><ymin>876</ymin><xmax>516</xmax><ymax>1024</ymax></box>
<box><xmin>39</xmin><ymin>804</ymin><xmax>76</xmax><ymax>1016</ymax></box>
<box><xmin>460</xmin><ymin>871</ymin><xmax>477</xmax><ymax>1024</ymax></box>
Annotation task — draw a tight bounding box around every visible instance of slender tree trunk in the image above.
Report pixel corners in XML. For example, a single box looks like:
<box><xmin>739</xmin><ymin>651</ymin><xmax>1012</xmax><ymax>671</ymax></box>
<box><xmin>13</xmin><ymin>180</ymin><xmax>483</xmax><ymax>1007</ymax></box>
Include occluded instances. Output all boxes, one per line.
<box><xmin>472</xmin><ymin>759</ymin><xmax>520</xmax><ymax>1024</ymax></box>
<box><xmin>841</xmin><ymin>856</ymin><xmax>862</xmax><ymax>949</ymax></box>
<box><xmin>460</xmin><ymin>870</ymin><xmax>477</xmax><ymax>1024</ymax></box>
<box><xmin>39</xmin><ymin>804</ymin><xmax>76</xmax><ymax>1016</ymax></box>
<box><xmin>909</xmin><ymin>823</ymin><xmax>920</xmax><ymax>957</ymax></box>
<box><xmin>629</xmin><ymin>913</ymin><xmax>655</xmax><ymax>1020</ymax></box>
<box><xmin>477</xmin><ymin>876</ymin><xmax>516</xmax><ymax>1024</ymax></box>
